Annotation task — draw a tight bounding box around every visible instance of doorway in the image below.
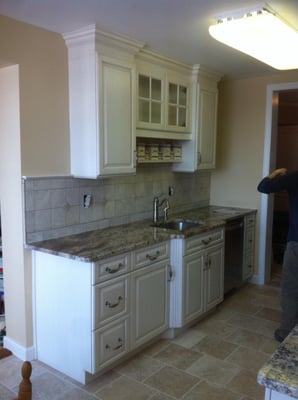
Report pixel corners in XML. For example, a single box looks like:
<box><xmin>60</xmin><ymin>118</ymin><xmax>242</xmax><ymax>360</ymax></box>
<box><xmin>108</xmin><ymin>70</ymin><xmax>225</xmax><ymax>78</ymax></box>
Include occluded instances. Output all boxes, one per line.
<box><xmin>259</xmin><ymin>82</ymin><xmax>298</xmax><ymax>285</ymax></box>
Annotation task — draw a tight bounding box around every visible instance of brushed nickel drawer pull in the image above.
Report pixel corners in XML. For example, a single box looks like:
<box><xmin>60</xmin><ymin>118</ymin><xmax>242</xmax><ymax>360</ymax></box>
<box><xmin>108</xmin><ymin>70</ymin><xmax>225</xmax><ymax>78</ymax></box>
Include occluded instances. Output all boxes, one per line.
<box><xmin>105</xmin><ymin>338</ymin><xmax>123</xmax><ymax>351</ymax></box>
<box><xmin>146</xmin><ymin>250</ymin><xmax>160</xmax><ymax>261</ymax></box>
<box><xmin>105</xmin><ymin>263</ymin><xmax>123</xmax><ymax>274</ymax></box>
<box><xmin>202</xmin><ymin>237</ymin><xmax>212</xmax><ymax>245</ymax></box>
<box><xmin>105</xmin><ymin>296</ymin><xmax>123</xmax><ymax>308</ymax></box>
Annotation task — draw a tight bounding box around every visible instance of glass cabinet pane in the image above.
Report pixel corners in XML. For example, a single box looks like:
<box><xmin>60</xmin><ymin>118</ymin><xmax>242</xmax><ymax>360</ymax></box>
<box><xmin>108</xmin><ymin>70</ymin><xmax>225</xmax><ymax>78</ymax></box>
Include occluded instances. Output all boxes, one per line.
<box><xmin>179</xmin><ymin>86</ymin><xmax>187</xmax><ymax>106</ymax></box>
<box><xmin>152</xmin><ymin>78</ymin><xmax>161</xmax><ymax>100</ymax></box>
<box><xmin>139</xmin><ymin>75</ymin><xmax>150</xmax><ymax>98</ymax></box>
<box><xmin>168</xmin><ymin>105</ymin><xmax>177</xmax><ymax>126</ymax></box>
<box><xmin>152</xmin><ymin>102</ymin><xmax>161</xmax><ymax>123</ymax></box>
<box><xmin>178</xmin><ymin>108</ymin><xmax>186</xmax><ymax>127</ymax></box>
<box><xmin>169</xmin><ymin>83</ymin><xmax>177</xmax><ymax>104</ymax></box>
<box><xmin>139</xmin><ymin>99</ymin><xmax>150</xmax><ymax>122</ymax></box>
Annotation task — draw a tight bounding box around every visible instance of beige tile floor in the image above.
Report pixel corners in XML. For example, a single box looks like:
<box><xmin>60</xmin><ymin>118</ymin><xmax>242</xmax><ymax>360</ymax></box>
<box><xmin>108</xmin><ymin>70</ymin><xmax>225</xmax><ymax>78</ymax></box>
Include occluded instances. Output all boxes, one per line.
<box><xmin>0</xmin><ymin>283</ymin><xmax>281</xmax><ymax>400</ymax></box>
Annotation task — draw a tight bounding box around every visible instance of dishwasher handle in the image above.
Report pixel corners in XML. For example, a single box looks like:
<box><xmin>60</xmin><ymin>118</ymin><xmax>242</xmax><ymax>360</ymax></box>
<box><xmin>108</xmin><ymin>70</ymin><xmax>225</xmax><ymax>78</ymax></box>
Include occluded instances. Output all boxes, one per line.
<box><xmin>225</xmin><ymin>219</ymin><xmax>244</xmax><ymax>231</ymax></box>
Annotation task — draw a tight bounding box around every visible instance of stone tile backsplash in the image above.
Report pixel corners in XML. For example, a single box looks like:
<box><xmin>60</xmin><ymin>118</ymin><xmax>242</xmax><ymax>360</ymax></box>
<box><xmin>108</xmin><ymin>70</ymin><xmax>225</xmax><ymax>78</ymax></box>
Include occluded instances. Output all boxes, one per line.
<box><xmin>23</xmin><ymin>165</ymin><xmax>210</xmax><ymax>243</ymax></box>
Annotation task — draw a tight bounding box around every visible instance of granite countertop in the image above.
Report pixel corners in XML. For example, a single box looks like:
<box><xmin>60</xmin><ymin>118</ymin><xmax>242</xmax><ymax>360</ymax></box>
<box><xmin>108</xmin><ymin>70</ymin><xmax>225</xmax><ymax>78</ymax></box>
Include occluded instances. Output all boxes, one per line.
<box><xmin>27</xmin><ymin>205</ymin><xmax>256</xmax><ymax>263</ymax></box>
<box><xmin>258</xmin><ymin>325</ymin><xmax>298</xmax><ymax>399</ymax></box>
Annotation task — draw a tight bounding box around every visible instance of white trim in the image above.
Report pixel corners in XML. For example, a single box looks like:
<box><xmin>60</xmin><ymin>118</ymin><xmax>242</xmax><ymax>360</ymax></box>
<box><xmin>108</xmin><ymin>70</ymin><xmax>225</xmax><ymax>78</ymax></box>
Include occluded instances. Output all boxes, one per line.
<box><xmin>259</xmin><ymin>81</ymin><xmax>298</xmax><ymax>284</ymax></box>
<box><xmin>3</xmin><ymin>335</ymin><xmax>36</xmax><ymax>361</ymax></box>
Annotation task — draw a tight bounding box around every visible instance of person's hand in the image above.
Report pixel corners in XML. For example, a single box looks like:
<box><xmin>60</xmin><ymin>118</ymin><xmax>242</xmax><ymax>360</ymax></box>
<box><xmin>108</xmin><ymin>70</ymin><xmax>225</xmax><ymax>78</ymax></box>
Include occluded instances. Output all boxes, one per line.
<box><xmin>268</xmin><ymin>168</ymin><xmax>287</xmax><ymax>179</ymax></box>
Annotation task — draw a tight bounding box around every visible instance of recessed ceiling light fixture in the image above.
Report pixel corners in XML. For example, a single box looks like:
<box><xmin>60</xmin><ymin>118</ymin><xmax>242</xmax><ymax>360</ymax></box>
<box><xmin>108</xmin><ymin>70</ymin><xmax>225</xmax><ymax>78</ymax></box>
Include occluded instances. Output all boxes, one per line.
<box><xmin>209</xmin><ymin>3</ymin><xmax>298</xmax><ymax>70</ymax></box>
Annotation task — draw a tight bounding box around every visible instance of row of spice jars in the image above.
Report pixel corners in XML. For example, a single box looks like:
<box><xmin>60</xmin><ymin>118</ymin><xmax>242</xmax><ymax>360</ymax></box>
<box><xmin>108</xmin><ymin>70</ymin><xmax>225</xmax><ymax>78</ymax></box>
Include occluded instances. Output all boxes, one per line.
<box><xmin>137</xmin><ymin>143</ymin><xmax>182</xmax><ymax>162</ymax></box>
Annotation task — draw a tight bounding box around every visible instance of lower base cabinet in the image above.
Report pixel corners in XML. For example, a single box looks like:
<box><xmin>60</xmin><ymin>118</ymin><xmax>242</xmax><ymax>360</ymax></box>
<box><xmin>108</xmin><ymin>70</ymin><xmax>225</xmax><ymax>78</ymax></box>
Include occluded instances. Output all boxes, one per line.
<box><xmin>33</xmin><ymin>241</ymin><xmax>170</xmax><ymax>384</ymax></box>
<box><xmin>264</xmin><ymin>388</ymin><xmax>295</xmax><ymax>400</ymax></box>
<box><xmin>169</xmin><ymin>227</ymin><xmax>224</xmax><ymax>330</ymax></box>
<box><xmin>33</xmin><ymin>228</ymin><xmax>225</xmax><ymax>382</ymax></box>
<box><xmin>131</xmin><ymin>260</ymin><xmax>169</xmax><ymax>349</ymax></box>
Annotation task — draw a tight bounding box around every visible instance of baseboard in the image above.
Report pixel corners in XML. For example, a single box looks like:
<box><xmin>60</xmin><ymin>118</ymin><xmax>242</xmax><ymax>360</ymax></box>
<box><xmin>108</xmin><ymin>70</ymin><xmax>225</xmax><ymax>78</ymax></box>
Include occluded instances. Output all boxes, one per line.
<box><xmin>3</xmin><ymin>336</ymin><xmax>36</xmax><ymax>361</ymax></box>
<box><xmin>249</xmin><ymin>274</ymin><xmax>263</xmax><ymax>285</ymax></box>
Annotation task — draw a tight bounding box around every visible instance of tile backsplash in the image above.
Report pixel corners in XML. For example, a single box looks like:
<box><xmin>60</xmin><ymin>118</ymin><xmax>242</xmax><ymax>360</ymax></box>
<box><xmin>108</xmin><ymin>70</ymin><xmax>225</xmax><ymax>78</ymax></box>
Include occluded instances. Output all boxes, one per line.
<box><xmin>23</xmin><ymin>165</ymin><xmax>210</xmax><ymax>243</ymax></box>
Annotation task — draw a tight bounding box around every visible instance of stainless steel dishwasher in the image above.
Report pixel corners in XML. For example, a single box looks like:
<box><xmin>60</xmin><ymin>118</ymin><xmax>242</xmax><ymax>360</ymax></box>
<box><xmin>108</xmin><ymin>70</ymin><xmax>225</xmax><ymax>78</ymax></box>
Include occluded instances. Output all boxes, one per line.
<box><xmin>224</xmin><ymin>217</ymin><xmax>244</xmax><ymax>294</ymax></box>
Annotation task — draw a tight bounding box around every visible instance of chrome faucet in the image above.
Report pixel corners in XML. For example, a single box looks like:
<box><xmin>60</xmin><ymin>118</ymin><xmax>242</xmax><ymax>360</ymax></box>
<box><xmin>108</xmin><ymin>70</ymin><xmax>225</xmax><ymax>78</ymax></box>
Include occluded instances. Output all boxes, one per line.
<box><xmin>153</xmin><ymin>196</ymin><xmax>170</xmax><ymax>224</ymax></box>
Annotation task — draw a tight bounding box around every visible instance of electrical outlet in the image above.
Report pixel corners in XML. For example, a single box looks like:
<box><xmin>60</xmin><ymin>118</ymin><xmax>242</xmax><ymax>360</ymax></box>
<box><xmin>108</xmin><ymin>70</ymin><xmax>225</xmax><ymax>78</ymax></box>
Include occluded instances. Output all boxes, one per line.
<box><xmin>83</xmin><ymin>194</ymin><xmax>92</xmax><ymax>208</ymax></box>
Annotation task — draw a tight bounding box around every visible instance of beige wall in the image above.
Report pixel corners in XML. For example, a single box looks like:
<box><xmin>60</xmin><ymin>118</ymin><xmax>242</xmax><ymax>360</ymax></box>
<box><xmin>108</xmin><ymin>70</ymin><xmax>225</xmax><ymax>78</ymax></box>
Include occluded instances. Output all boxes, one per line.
<box><xmin>0</xmin><ymin>15</ymin><xmax>70</xmax><ymax>176</ymax></box>
<box><xmin>0</xmin><ymin>16</ymin><xmax>70</xmax><ymax>356</ymax></box>
<box><xmin>210</xmin><ymin>70</ymin><xmax>298</xmax><ymax>277</ymax></box>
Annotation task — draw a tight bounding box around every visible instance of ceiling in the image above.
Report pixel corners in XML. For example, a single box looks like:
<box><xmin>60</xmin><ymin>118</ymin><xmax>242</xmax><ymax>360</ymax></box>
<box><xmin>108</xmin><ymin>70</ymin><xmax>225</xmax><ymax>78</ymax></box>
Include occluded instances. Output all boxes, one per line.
<box><xmin>0</xmin><ymin>0</ymin><xmax>298</xmax><ymax>79</ymax></box>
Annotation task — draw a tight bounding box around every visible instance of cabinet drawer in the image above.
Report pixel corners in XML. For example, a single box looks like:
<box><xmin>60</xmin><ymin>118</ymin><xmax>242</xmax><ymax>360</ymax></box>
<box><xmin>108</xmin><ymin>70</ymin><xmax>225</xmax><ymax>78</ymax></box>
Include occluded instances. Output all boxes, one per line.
<box><xmin>185</xmin><ymin>228</ymin><xmax>224</xmax><ymax>255</ymax></box>
<box><xmin>93</xmin><ymin>275</ymin><xmax>129</xmax><ymax>328</ymax></box>
<box><xmin>244</xmin><ymin>226</ymin><xmax>254</xmax><ymax>252</ymax></box>
<box><xmin>93</xmin><ymin>253</ymin><xmax>131</xmax><ymax>283</ymax></box>
<box><xmin>245</xmin><ymin>213</ymin><xmax>256</xmax><ymax>227</ymax></box>
<box><xmin>93</xmin><ymin>317</ymin><xmax>129</xmax><ymax>371</ymax></box>
<box><xmin>243</xmin><ymin>251</ymin><xmax>254</xmax><ymax>280</ymax></box>
<box><xmin>134</xmin><ymin>241</ymin><xmax>170</xmax><ymax>269</ymax></box>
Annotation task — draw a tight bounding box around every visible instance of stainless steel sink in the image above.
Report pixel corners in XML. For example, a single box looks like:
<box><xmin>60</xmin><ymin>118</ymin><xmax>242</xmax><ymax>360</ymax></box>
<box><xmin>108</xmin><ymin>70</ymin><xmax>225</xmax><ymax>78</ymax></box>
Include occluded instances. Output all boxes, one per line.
<box><xmin>152</xmin><ymin>219</ymin><xmax>204</xmax><ymax>232</ymax></box>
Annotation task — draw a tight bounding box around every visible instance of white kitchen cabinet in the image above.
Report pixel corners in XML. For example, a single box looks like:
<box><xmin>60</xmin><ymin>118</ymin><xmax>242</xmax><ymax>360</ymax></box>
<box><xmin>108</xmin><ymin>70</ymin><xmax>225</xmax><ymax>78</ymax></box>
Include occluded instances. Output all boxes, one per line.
<box><xmin>131</xmin><ymin>241</ymin><xmax>170</xmax><ymax>348</ymax></box>
<box><xmin>136</xmin><ymin>54</ymin><xmax>192</xmax><ymax>140</ymax></box>
<box><xmin>131</xmin><ymin>259</ymin><xmax>169</xmax><ymax>348</ymax></box>
<box><xmin>33</xmin><ymin>240</ymin><xmax>170</xmax><ymax>384</ymax></box>
<box><xmin>169</xmin><ymin>227</ymin><xmax>224</xmax><ymax>330</ymax></box>
<box><xmin>173</xmin><ymin>66</ymin><xmax>222</xmax><ymax>172</ymax></box>
<box><xmin>183</xmin><ymin>250</ymin><xmax>204</xmax><ymax>323</ymax></box>
<box><xmin>243</xmin><ymin>212</ymin><xmax>256</xmax><ymax>281</ymax></box>
<box><xmin>264</xmin><ymin>388</ymin><xmax>294</xmax><ymax>400</ymax></box>
<box><xmin>64</xmin><ymin>26</ymin><xmax>143</xmax><ymax>178</ymax></box>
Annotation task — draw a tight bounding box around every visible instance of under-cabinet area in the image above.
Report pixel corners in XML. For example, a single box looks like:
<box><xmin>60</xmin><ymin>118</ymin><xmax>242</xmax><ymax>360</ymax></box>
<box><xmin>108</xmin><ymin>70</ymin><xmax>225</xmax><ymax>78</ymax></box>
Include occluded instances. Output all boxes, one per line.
<box><xmin>31</xmin><ymin>206</ymin><xmax>256</xmax><ymax>384</ymax></box>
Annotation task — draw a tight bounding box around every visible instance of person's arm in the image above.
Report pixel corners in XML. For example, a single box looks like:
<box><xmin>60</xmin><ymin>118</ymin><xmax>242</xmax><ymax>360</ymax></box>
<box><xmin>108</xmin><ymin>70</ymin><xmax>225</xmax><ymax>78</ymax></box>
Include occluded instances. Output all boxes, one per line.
<box><xmin>257</xmin><ymin>168</ymin><xmax>288</xmax><ymax>194</ymax></box>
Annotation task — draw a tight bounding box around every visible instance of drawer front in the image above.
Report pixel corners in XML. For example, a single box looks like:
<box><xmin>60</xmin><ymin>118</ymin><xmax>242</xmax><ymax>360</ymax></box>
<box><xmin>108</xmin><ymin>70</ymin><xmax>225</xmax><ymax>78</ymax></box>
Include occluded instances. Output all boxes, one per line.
<box><xmin>134</xmin><ymin>241</ymin><xmax>170</xmax><ymax>269</ymax></box>
<box><xmin>244</xmin><ymin>226</ymin><xmax>255</xmax><ymax>252</ymax></box>
<box><xmin>243</xmin><ymin>251</ymin><xmax>254</xmax><ymax>280</ymax></box>
<box><xmin>93</xmin><ymin>253</ymin><xmax>131</xmax><ymax>283</ymax></box>
<box><xmin>245</xmin><ymin>213</ymin><xmax>256</xmax><ymax>227</ymax></box>
<box><xmin>93</xmin><ymin>275</ymin><xmax>129</xmax><ymax>328</ymax></box>
<box><xmin>93</xmin><ymin>318</ymin><xmax>129</xmax><ymax>371</ymax></box>
<box><xmin>185</xmin><ymin>228</ymin><xmax>224</xmax><ymax>255</ymax></box>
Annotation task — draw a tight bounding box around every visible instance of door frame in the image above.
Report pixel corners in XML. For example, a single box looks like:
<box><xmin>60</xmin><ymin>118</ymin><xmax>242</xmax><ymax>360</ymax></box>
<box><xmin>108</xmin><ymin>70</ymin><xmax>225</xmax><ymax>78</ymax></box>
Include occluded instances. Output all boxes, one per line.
<box><xmin>259</xmin><ymin>81</ymin><xmax>298</xmax><ymax>284</ymax></box>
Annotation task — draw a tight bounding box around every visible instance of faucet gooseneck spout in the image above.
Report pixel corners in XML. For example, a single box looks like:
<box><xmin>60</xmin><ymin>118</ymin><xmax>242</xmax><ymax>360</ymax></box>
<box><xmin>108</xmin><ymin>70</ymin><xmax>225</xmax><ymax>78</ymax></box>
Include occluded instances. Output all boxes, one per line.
<box><xmin>152</xmin><ymin>196</ymin><xmax>170</xmax><ymax>224</ymax></box>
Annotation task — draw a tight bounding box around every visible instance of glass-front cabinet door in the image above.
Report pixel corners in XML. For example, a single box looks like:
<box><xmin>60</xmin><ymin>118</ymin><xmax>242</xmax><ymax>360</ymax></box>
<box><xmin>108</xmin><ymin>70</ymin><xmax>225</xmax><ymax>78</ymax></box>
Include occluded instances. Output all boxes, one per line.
<box><xmin>138</xmin><ymin>74</ymin><xmax>163</xmax><ymax>128</ymax></box>
<box><xmin>167</xmin><ymin>81</ymin><xmax>189</xmax><ymax>131</ymax></box>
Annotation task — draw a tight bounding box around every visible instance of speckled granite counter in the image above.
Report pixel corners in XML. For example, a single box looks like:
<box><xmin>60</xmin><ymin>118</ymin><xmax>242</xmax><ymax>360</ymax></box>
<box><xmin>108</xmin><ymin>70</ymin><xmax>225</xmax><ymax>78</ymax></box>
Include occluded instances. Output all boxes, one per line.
<box><xmin>27</xmin><ymin>205</ymin><xmax>256</xmax><ymax>263</ymax></box>
<box><xmin>258</xmin><ymin>325</ymin><xmax>298</xmax><ymax>399</ymax></box>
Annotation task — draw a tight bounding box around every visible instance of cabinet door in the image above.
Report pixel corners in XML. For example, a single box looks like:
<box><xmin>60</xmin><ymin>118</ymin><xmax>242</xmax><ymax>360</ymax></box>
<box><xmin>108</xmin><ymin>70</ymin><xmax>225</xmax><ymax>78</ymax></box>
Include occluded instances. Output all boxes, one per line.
<box><xmin>137</xmin><ymin>72</ymin><xmax>164</xmax><ymax>129</ymax></box>
<box><xmin>131</xmin><ymin>260</ymin><xmax>169</xmax><ymax>348</ymax></box>
<box><xmin>183</xmin><ymin>251</ymin><xmax>204</xmax><ymax>324</ymax></box>
<box><xmin>68</xmin><ymin>52</ymin><xmax>136</xmax><ymax>178</ymax></box>
<box><xmin>99</xmin><ymin>57</ymin><xmax>136</xmax><ymax>176</ymax></box>
<box><xmin>197</xmin><ymin>88</ymin><xmax>218</xmax><ymax>170</ymax></box>
<box><xmin>205</xmin><ymin>244</ymin><xmax>224</xmax><ymax>311</ymax></box>
<box><xmin>166</xmin><ymin>79</ymin><xmax>190</xmax><ymax>132</ymax></box>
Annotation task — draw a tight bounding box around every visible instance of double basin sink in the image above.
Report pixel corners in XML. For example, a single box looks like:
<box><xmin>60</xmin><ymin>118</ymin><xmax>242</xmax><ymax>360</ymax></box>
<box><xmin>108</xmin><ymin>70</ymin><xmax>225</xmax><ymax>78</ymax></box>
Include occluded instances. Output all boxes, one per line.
<box><xmin>152</xmin><ymin>218</ymin><xmax>204</xmax><ymax>232</ymax></box>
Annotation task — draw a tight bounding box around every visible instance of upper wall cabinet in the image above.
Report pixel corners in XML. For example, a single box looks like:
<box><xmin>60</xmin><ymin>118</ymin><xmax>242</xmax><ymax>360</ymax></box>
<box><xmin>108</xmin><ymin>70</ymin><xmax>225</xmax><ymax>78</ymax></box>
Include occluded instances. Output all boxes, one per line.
<box><xmin>63</xmin><ymin>26</ymin><xmax>144</xmax><ymax>178</ymax></box>
<box><xmin>173</xmin><ymin>66</ymin><xmax>222</xmax><ymax>172</ymax></box>
<box><xmin>136</xmin><ymin>54</ymin><xmax>193</xmax><ymax>140</ymax></box>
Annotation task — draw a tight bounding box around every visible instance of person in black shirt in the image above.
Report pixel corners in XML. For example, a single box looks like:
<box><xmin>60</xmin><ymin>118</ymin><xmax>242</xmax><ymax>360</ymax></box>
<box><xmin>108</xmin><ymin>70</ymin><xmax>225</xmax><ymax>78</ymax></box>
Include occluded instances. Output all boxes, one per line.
<box><xmin>258</xmin><ymin>167</ymin><xmax>298</xmax><ymax>342</ymax></box>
